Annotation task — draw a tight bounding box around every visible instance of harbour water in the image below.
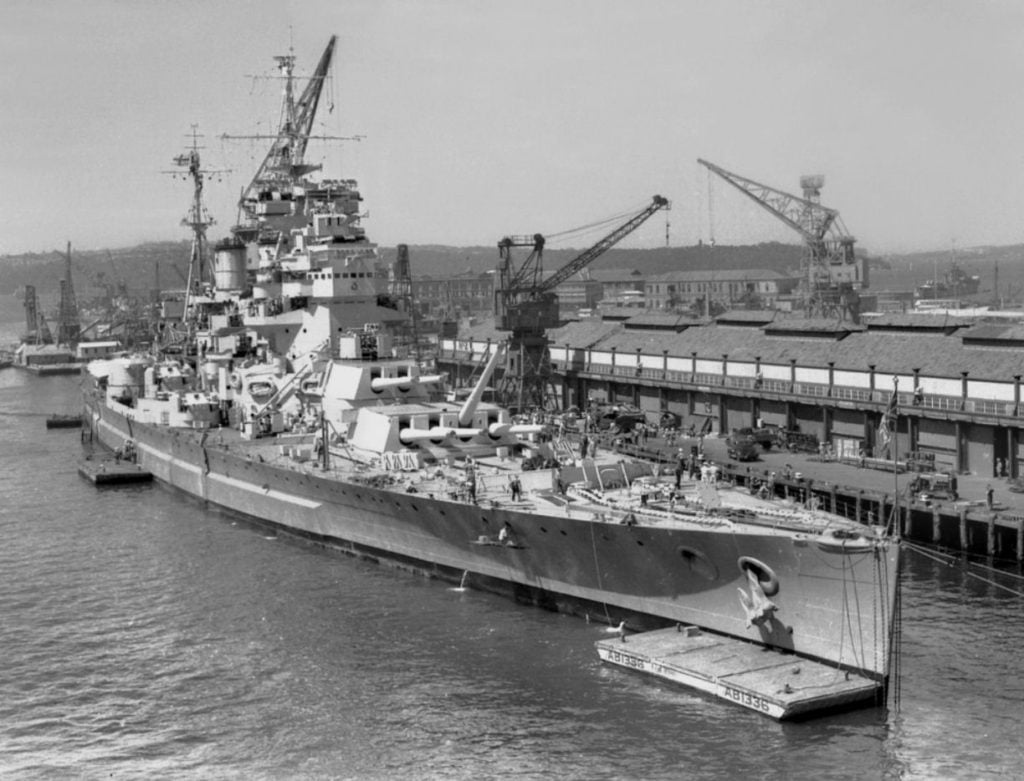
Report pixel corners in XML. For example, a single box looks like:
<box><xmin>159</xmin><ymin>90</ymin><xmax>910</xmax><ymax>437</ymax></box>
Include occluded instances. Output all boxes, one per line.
<box><xmin>1</xmin><ymin>303</ymin><xmax>1022</xmax><ymax>779</ymax></box>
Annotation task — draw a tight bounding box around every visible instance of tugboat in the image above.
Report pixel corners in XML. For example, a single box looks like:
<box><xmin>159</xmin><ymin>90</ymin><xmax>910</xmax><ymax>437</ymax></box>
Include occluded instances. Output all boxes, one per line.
<box><xmin>81</xmin><ymin>37</ymin><xmax>901</xmax><ymax>718</ymax></box>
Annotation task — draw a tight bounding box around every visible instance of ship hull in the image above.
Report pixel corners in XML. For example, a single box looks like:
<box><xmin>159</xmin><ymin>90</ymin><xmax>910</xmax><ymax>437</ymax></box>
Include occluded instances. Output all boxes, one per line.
<box><xmin>85</xmin><ymin>394</ymin><xmax>899</xmax><ymax>680</ymax></box>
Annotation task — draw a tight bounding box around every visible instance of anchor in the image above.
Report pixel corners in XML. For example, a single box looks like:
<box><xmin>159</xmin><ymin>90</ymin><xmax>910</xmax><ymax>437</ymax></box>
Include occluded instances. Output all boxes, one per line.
<box><xmin>737</xmin><ymin>567</ymin><xmax>778</xmax><ymax>629</ymax></box>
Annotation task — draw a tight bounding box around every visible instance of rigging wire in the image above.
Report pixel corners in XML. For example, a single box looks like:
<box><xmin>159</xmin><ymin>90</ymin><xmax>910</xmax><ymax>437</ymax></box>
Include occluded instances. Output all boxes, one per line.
<box><xmin>544</xmin><ymin>201</ymin><xmax>651</xmax><ymax>245</ymax></box>
<box><xmin>887</xmin><ymin>553</ymin><xmax>902</xmax><ymax>713</ymax></box>
<box><xmin>588</xmin><ymin>522</ymin><xmax>614</xmax><ymax>627</ymax></box>
<box><xmin>902</xmin><ymin>540</ymin><xmax>1024</xmax><ymax>597</ymax></box>
<box><xmin>706</xmin><ymin>167</ymin><xmax>716</xmax><ymax>246</ymax></box>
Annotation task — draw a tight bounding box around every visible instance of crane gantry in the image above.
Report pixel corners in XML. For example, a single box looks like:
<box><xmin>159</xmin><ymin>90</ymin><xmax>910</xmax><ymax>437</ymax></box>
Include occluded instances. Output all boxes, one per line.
<box><xmin>494</xmin><ymin>195</ymin><xmax>670</xmax><ymax>412</ymax></box>
<box><xmin>697</xmin><ymin>159</ymin><xmax>867</xmax><ymax>322</ymax></box>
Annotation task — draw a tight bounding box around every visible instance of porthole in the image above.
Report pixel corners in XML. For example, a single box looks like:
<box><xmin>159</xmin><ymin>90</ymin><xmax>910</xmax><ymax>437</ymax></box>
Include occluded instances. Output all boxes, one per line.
<box><xmin>737</xmin><ymin>556</ymin><xmax>780</xmax><ymax>597</ymax></box>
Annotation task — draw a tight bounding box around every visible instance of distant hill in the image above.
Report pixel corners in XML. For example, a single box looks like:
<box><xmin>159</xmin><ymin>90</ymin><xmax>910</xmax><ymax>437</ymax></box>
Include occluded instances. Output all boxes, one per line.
<box><xmin>3</xmin><ymin>239</ymin><xmax>1022</xmax><ymax>307</ymax></box>
<box><xmin>0</xmin><ymin>242</ymin><xmax>191</xmax><ymax>301</ymax></box>
<box><xmin>384</xmin><ymin>242</ymin><xmax>806</xmax><ymax>280</ymax></box>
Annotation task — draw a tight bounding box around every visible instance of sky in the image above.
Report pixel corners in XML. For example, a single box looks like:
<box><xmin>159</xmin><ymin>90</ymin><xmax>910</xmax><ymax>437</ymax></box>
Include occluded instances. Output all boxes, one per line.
<box><xmin>3</xmin><ymin>0</ymin><xmax>1024</xmax><ymax>257</ymax></box>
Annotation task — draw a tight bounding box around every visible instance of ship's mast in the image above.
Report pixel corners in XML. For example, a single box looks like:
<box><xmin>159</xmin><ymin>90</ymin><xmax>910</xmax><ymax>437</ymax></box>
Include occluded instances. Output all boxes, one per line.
<box><xmin>168</xmin><ymin>126</ymin><xmax>227</xmax><ymax>326</ymax></box>
<box><xmin>222</xmin><ymin>36</ymin><xmax>362</xmax><ymax>223</ymax></box>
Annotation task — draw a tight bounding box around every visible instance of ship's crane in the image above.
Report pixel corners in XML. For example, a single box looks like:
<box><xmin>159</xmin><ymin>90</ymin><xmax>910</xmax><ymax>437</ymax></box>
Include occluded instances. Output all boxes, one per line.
<box><xmin>494</xmin><ymin>195</ymin><xmax>669</xmax><ymax>412</ymax></box>
<box><xmin>697</xmin><ymin>159</ymin><xmax>866</xmax><ymax>322</ymax></box>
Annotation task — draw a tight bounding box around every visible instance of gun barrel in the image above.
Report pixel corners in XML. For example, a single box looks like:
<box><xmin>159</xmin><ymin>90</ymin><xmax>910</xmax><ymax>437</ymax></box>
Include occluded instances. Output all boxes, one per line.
<box><xmin>399</xmin><ymin>427</ymin><xmax>455</xmax><ymax>444</ymax></box>
<box><xmin>458</xmin><ymin>345</ymin><xmax>504</xmax><ymax>426</ymax></box>
<box><xmin>371</xmin><ymin>376</ymin><xmax>416</xmax><ymax>391</ymax></box>
<box><xmin>508</xmin><ymin>424</ymin><xmax>545</xmax><ymax>435</ymax></box>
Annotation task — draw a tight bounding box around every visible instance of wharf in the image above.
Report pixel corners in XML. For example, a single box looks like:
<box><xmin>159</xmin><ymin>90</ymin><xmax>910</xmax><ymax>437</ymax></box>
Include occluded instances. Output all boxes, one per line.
<box><xmin>596</xmin><ymin>626</ymin><xmax>881</xmax><ymax>720</ymax></box>
<box><xmin>600</xmin><ymin>431</ymin><xmax>1024</xmax><ymax>561</ymax></box>
<box><xmin>77</xmin><ymin>458</ymin><xmax>152</xmax><ymax>486</ymax></box>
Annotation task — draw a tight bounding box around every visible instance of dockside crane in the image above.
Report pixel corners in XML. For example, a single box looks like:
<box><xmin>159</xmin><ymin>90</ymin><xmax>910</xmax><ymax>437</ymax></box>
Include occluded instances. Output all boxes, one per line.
<box><xmin>494</xmin><ymin>195</ymin><xmax>669</xmax><ymax>412</ymax></box>
<box><xmin>22</xmin><ymin>285</ymin><xmax>52</xmax><ymax>345</ymax></box>
<box><xmin>389</xmin><ymin>244</ymin><xmax>423</xmax><ymax>363</ymax></box>
<box><xmin>697</xmin><ymin>159</ymin><xmax>866</xmax><ymax>322</ymax></box>
<box><xmin>55</xmin><ymin>241</ymin><xmax>80</xmax><ymax>346</ymax></box>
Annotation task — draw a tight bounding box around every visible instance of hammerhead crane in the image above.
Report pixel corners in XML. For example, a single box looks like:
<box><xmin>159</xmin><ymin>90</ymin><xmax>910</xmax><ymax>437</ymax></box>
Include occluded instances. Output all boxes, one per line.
<box><xmin>494</xmin><ymin>195</ymin><xmax>670</xmax><ymax>412</ymax></box>
<box><xmin>697</xmin><ymin>159</ymin><xmax>866</xmax><ymax>322</ymax></box>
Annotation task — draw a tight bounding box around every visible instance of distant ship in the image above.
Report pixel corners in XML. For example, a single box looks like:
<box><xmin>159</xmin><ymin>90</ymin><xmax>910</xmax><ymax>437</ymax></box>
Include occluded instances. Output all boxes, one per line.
<box><xmin>916</xmin><ymin>260</ymin><xmax>980</xmax><ymax>300</ymax></box>
<box><xmin>82</xmin><ymin>37</ymin><xmax>901</xmax><ymax>703</ymax></box>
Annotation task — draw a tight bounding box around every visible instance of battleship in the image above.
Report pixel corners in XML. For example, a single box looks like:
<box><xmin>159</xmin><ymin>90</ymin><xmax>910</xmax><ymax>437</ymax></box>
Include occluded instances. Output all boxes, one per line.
<box><xmin>81</xmin><ymin>37</ymin><xmax>900</xmax><ymax>712</ymax></box>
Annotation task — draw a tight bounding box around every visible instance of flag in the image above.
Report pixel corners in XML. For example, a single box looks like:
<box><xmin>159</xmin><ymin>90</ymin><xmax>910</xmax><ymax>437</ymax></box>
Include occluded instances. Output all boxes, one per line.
<box><xmin>877</xmin><ymin>388</ymin><xmax>898</xmax><ymax>453</ymax></box>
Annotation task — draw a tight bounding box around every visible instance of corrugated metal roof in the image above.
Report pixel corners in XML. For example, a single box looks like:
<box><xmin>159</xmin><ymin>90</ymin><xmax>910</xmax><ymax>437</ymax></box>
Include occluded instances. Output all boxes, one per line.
<box><xmin>714</xmin><ymin>310</ymin><xmax>779</xmax><ymax>325</ymax></box>
<box><xmin>549</xmin><ymin>320</ymin><xmax>622</xmax><ymax>347</ymax></box>
<box><xmin>960</xmin><ymin>323</ymin><xmax>1024</xmax><ymax>343</ymax></box>
<box><xmin>455</xmin><ymin>312</ymin><xmax>1024</xmax><ymax>380</ymax></box>
<box><xmin>828</xmin><ymin>332</ymin><xmax>1024</xmax><ymax>377</ymax></box>
<box><xmin>863</xmin><ymin>313</ymin><xmax>970</xmax><ymax>330</ymax></box>
<box><xmin>621</xmin><ymin>312</ymin><xmax>704</xmax><ymax>330</ymax></box>
<box><xmin>763</xmin><ymin>318</ymin><xmax>865</xmax><ymax>336</ymax></box>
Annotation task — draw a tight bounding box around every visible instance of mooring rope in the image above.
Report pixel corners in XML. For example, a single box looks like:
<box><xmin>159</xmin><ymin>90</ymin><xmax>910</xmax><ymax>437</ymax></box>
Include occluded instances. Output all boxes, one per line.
<box><xmin>588</xmin><ymin>521</ymin><xmax>613</xmax><ymax>626</ymax></box>
<box><xmin>890</xmin><ymin>560</ymin><xmax>903</xmax><ymax>712</ymax></box>
<box><xmin>902</xmin><ymin>540</ymin><xmax>1024</xmax><ymax>597</ymax></box>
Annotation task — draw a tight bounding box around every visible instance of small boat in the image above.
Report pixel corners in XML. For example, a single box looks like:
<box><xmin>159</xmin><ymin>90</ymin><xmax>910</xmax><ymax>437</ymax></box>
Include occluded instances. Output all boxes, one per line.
<box><xmin>46</xmin><ymin>413</ymin><xmax>82</xmax><ymax>429</ymax></box>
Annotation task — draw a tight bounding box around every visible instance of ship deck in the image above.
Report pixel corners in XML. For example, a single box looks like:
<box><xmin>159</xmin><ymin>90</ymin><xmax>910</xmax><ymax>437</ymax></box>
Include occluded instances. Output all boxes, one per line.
<box><xmin>185</xmin><ymin>425</ymin><xmax>874</xmax><ymax>539</ymax></box>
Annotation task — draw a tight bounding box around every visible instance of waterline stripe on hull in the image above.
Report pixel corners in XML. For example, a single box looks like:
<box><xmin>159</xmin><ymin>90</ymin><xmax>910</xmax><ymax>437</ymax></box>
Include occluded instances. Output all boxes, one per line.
<box><xmin>208</xmin><ymin>472</ymin><xmax>324</xmax><ymax>510</ymax></box>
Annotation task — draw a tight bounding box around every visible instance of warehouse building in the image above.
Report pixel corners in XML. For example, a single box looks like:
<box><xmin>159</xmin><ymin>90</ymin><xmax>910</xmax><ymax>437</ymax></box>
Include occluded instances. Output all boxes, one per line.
<box><xmin>439</xmin><ymin>311</ymin><xmax>1024</xmax><ymax>478</ymax></box>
